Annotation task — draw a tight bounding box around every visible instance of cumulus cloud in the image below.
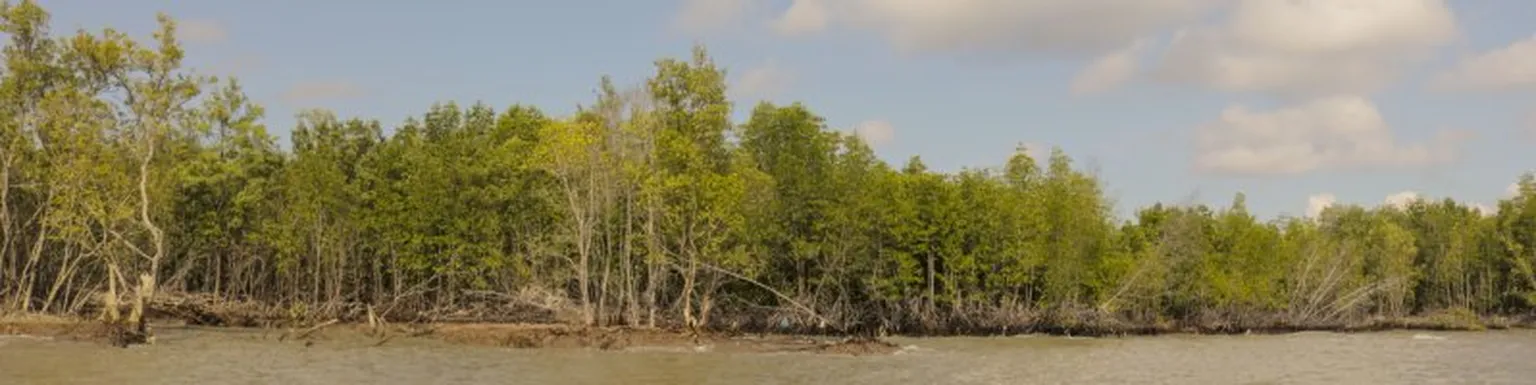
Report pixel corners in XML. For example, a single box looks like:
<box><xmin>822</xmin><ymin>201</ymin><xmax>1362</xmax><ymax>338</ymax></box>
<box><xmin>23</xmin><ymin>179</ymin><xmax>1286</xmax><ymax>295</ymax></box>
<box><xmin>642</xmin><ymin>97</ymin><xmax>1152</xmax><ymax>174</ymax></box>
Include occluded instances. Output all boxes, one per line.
<box><xmin>1193</xmin><ymin>96</ymin><xmax>1459</xmax><ymax>175</ymax></box>
<box><xmin>281</xmin><ymin>81</ymin><xmax>365</xmax><ymax>104</ymax></box>
<box><xmin>1070</xmin><ymin>40</ymin><xmax>1148</xmax><ymax>96</ymax></box>
<box><xmin>1383</xmin><ymin>191</ymin><xmax>1422</xmax><ymax>209</ymax></box>
<box><xmin>1378</xmin><ymin>191</ymin><xmax>1495</xmax><ymax>215</ymax></box>
<box><xmin>853</xmin><ymin>120</ymin><xmax>895</xmax><ymax>146</ymax></box>
<box><xmin>768</xmin><ymin>0</ymin><xmax>1223</xmax><ymax>56</ymax></box>
<box><xmin>731</xmin><ymin>62</ymin><xmax>794</xmax><ymax>101</ymax></box>
<box><xmin>177</xmin><ymin>19</ymin><xmax>228</xmax><ymax>44</ymax></box>
<box><xmin>1512</xmin><ymin>182</ymin><xmax>1525</xmax><ymax>198</ymax></box>
<box><xmin>1156</xmin><ymin>0</ymin><xmax>1457</xmax><ymax>96</ymax></box>
<box><xmin>1433</xmin><ymin>36</ymin><xmax>1536</xmax><ymax>92</ymax></box>
<box><xmin>673</xmin><ymin>0</ymin><xmax>759</xmax><ymax>34</ymax></box>
<box><xmin>1306</xmin><ymin>193</ymin><xmax>1337</xmax><ymax>218</ymax></box>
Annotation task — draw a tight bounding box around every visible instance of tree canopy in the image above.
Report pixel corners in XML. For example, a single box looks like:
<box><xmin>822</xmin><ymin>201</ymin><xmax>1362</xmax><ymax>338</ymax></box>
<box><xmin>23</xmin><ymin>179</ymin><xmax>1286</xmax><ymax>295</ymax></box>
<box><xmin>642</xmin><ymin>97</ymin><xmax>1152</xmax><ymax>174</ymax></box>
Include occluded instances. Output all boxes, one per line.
<box><xmin>3</xmin><ymin>2</ymin><xmax>1534</xmax><ymax>334</ymax></box>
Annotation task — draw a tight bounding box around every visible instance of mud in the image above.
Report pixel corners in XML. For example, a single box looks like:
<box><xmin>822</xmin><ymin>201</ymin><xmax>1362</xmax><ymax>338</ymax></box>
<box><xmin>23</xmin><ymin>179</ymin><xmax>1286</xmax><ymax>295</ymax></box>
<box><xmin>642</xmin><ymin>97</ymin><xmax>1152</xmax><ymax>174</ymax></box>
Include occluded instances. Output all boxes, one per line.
<box><xmin>423</xmin><ymin>323</ymin><xmax>903</xmax><ymax>355</ymax></box>
<box><xmin>7</xmin><ymin>306</ymin><xmax>1528</xmax><ymax>356</ymax></box>
<box><xmin>0</xmin><ymin>315</ymin><xmax>150</xmax><ymax>346</ymax></box>
<box><xmin>1</xmin><ymin>315</ymin><xmax>905</xmax><ymax>356</ymax></box>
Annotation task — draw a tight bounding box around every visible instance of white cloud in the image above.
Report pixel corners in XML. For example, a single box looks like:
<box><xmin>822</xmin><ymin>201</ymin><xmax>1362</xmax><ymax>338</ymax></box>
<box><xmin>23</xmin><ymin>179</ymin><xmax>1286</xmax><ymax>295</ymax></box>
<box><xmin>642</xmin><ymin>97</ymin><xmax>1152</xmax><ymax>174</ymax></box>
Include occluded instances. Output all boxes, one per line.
<box><xmin>772</xmin><ymin>0</ymin><xmax>828</xmax><ymax>36</ymax></box>
<box><xmin>770</xmin><ymin>0</ymin><xmax>1224</xmax><ymax>56</ymax></box>
<box><xmin>1194</xmin><ymin>96</ymin><xmax>1458</xmax><ymax>175</ymax></box>
<box><xmin>1019</xmin><ymin>141</ymin><xmax>1051</xmax><ymax>161</ymax></box>
<box><xmin>178</xmin><ymin>19</ymin><xmax>228</xmax><ymax>44</ymax></box>
<box><xmin>1383</xmin><ymin>191</ymin><xmax>1422</xmax><ymax>209</ymax></box>
<box><xmin>281</xmin><ymin>81</ymin><xmax>365</xmax><ymax>104</ymax></box>
<box><xmin>1511</xmin><ymin>182</ymin><xmax>1524</xmax><ymax>198</ymax></box>
<box><xmin>1306</xmin><ymin>193</ymin><xmax>1337</xmax><ymax>218</ymax></box>
<box><xmin>1380</xmin><ymin>192</ymin><xmax>1496</xmax><ymax>215</ymax></box>
<box><xmin>854</xmin><ymin>120</ymin><xmax>895</xmax><ymax>146</ymax></box>
<box><xmin>1070</xmin><ymin>40</ymin><xmax>1148</xmax><ymax>96</ymax></box>
<box><xmin>1433</xmin><ymin>36</ymin><xmax>1536</xmax><ymax>92</ymax></box>
<box><xmin>731</xmin><ymin>62</ymin><xmax>794</xmax><ymax>101</ymax></box>
<box><xmin>1472</xmin><ymin>203</ymin><xmax>1495</xmax><ymax>217</ymax></box>
<box><xmin>1156</xmin><ymin>0</ymin><xmax>1457</xmax><ymax>96</ymax></box>
<box><xmin>673</xmin><ymin>0</ymin><xmax>759</xmax><ymax>34</ymax></box>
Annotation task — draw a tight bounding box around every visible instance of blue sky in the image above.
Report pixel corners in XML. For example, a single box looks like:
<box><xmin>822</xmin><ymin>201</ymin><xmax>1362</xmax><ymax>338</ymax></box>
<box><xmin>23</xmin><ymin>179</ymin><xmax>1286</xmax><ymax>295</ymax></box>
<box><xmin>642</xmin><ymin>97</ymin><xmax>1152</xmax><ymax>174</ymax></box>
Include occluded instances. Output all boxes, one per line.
<box><xmin>39</xmin><ymin>0</ymin><xmax>1536</xmax><ymax>219</ymax></box>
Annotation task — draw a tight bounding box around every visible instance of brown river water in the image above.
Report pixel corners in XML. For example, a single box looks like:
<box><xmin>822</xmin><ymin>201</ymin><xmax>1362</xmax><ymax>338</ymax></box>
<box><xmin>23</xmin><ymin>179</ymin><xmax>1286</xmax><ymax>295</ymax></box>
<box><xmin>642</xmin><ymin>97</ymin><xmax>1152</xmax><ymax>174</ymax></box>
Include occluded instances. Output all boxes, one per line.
<box><xmin>2</xmin><ymin>327</ymin><xmax>1533</xmax><ymax>384</ymax></box>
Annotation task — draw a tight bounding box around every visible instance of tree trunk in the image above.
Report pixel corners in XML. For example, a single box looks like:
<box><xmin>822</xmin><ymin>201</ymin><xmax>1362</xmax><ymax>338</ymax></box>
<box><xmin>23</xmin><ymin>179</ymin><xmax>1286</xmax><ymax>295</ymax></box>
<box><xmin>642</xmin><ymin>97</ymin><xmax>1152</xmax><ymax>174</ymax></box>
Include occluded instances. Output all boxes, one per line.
<box><xmin>0</xmin><ymin>156</ymin><xmax>10</xmax><ymax>296</ymax></box>
<box><xmin>698</xmin><ymin>269</ymin><xmax>721</xmax><ymax>328</ymax></box>
<box><xmin>681</xmin><ymin>252</ymin><xmax>697</xmax><ymax>328</ymax></box>
<box><xmin>643</xmin><ymin>202</ymin><xmax>661</xmax><ymax>328</ymax></box>
<box><xmin>137</xmin><ymin>142</ymin><xmax>164</xmax><ymax>318</ymax></box>
<box><xmin>104</xmin><ymin>264</ymin><xmax>122</xmax><ymax>322</ymax></box>
<box><xmin>18</xmin><ymin>217</ymin><xmax>48</xmax><ymax>312</ymax></box>
<box><xmin>578</xmin><ymin>228</ymin><xmax>593</xmax><ymax>326</ymax></box>
<box><xmin>598</xmin><ymin>246</ymin><xmax>612</xmax><ymax>326</ymax></box>
<box><xmin>622</xmin><ymin>201</ymin><xmax>639</xmax><ymax>327</ymax></box>
<box><xmin>926</xmin><ymin>252</ymin><xmax>936</xmax><ymax>304</ymax></box>
<box><xmin>40</xmin><ymin>243</ymin><xmax>80</xmax><ymax>313</ymax></box>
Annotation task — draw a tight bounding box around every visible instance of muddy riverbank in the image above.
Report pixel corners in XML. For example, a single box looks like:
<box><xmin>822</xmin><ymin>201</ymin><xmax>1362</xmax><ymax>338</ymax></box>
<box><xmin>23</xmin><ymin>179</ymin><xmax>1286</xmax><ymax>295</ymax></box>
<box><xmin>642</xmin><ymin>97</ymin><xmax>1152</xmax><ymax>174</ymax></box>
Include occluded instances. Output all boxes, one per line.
<box><xmin>0</xmin><ymin>315</ymin><xmax>904</xmax><ymax>356</ymax></box>
<box><xmin>5</xmin><ymin>310</ymin><xmax>1532</xmax><ymax>358</ymax></box>
<box><xmin>428</xmin><ymin>323</ymin><xmax>902</xmax><ymax>355</ymax></box>
<box><xmin>5</xmin><ymin>325</ymin><xmax>1535</xmax><ymax>385</ymax></box>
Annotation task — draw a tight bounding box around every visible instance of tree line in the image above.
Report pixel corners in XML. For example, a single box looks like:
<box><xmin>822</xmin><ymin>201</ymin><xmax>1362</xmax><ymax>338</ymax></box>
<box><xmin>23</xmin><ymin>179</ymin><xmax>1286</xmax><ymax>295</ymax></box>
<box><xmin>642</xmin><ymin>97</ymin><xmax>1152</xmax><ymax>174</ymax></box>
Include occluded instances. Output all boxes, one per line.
<box><xmin>3</xmin><ymin>2</ymin><xmax>1535</xmax><ymax>334</ymax></box>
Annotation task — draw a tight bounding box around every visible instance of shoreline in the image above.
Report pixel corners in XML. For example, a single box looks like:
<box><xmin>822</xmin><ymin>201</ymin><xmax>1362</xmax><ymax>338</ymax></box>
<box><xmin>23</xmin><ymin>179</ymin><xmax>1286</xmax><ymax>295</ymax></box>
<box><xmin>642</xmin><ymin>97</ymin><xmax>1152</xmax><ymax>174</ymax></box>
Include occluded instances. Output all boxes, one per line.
<box><xmin>0</xmin><ymin>315</ymin><xmax>906</xmax><ymax>356</ymax></box>
<box><xmin>5</xmin><ymin>311</ymin><xmax>1531</xmax><ymax>356</ymax></box>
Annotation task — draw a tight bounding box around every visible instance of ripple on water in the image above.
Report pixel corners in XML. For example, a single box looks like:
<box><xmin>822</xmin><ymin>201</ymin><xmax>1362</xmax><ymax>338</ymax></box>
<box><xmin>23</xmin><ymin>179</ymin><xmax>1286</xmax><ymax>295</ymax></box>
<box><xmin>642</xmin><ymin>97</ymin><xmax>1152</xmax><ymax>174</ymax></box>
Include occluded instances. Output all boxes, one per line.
<box><xmin>2</xmin><ymin>329</ymin><xmax>1535</xmax><ymax>384</ymax></box>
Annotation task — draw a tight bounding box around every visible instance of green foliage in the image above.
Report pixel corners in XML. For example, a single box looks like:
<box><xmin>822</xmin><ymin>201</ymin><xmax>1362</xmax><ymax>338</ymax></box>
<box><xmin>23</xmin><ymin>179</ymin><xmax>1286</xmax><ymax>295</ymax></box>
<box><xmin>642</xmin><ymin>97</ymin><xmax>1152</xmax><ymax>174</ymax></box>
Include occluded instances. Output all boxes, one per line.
<box><xmin>3</xmin><ymin>3</ymin><xmax>1535</xmax><ymax>332</ymax></box>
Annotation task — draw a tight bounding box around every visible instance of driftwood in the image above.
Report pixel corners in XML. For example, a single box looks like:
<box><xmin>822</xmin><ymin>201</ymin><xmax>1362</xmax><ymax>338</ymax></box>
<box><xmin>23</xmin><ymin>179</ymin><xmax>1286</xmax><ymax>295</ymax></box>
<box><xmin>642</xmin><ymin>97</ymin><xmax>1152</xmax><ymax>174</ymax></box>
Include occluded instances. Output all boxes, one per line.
<box><xmin>280</xmin><ymin>318</ymin><xmax>339</xmax><ymax>341</ymax></box>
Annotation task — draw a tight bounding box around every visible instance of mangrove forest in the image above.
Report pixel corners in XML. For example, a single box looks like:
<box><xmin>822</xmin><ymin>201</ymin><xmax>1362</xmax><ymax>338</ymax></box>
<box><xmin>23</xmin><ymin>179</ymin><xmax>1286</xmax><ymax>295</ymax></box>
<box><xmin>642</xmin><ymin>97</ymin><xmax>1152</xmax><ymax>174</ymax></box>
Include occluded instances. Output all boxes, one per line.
<box><xmin>3</xmin><ymin>1</ymin><xmax>1536</xmax><ymax>337</ymax></box>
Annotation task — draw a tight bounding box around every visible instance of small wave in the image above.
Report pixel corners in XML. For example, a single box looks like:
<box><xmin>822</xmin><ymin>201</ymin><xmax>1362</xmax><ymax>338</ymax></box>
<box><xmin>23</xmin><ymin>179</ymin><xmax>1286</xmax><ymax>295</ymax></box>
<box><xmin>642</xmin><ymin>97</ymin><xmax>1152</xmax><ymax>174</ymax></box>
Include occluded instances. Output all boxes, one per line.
<box><xmin>1412</xmin><ymin>334</ymin><xmax>1446</xmax><ymax>341</ymax></box>
<box><xmin>619</xmin><ymin>346</ymin><xmax>697</xmax><ymax>354</ymax></box>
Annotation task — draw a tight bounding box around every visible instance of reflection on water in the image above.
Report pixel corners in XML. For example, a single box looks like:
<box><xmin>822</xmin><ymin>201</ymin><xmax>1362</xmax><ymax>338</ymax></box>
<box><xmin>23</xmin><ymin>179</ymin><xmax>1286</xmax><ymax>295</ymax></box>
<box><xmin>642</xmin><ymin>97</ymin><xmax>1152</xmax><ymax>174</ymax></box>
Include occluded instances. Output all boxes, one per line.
<box><xmin>2</xmin><ymin>327</ymin><xmax>1533</xmax><ymax>384</ymax></box>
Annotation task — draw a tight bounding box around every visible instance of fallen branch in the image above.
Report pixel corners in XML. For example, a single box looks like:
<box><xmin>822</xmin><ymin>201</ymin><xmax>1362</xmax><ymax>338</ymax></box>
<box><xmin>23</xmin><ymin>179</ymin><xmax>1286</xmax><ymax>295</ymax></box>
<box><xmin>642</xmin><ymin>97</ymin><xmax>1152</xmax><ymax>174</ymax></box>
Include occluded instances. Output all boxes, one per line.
<box><xmin>371</xmin><ymin>333</ymin><xmax>396</xmax><ymax>347</ymax></box>
<box><xmin>693</xmin><ymin>261</ymin><xmax>839</xmax><ymax>332</ymax></box>
<box><xmin>280</xmin><ymin>318</ymin><xmax>339</xmax><ymax>341</ymax></box>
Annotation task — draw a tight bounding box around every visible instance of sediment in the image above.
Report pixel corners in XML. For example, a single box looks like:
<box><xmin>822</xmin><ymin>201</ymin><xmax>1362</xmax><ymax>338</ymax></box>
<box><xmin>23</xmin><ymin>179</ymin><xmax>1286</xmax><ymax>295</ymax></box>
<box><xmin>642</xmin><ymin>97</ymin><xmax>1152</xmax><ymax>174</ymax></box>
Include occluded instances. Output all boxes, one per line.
<box><xmin>0</xmin><ymin>315</ymin><xmax>146</xmax><ymax>347</ymax></box>
<box><xmin>4</xmin><ymin>293</ymin><xmax>1530</xmax><ymax>355</ymax></box>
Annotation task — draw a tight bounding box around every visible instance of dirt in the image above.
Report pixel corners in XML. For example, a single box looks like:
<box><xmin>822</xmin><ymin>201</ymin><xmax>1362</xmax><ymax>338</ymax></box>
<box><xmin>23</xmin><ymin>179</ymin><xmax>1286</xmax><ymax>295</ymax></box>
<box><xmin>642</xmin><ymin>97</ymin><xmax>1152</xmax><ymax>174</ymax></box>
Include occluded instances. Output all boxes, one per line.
<box><xmin>16</xmin><ymin>309</ymin><xmax>1524</xmax><ymax>355</ymax></box>
<box><xmin>0</xmin><ymin>315</ymin><xmax>124</xmax><ymax>343</ymax></box>
<box><xmin>421</xmin><ymin>323</ymin><xmax>903</xmax><ymax>355</ymax></box>
<box><xmin>0</xmin><ymin>315</ymin><xmax>905</xmax><ymax>356</ymax></box>
<box><xmin>429</xmin><ymin>324</ymin><xmax>646</xmax><ymax>350</ymax></box>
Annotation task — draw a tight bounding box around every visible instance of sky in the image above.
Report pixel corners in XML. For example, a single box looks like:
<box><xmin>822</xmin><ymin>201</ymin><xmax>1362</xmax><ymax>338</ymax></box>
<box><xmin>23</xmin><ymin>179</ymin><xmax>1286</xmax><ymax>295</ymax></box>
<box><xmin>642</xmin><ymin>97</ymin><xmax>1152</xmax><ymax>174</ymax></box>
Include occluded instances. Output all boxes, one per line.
<box><xmin>35</xmin><ymin>0</ymin><xmax>1536</xmax><ymax>220</ymax></box>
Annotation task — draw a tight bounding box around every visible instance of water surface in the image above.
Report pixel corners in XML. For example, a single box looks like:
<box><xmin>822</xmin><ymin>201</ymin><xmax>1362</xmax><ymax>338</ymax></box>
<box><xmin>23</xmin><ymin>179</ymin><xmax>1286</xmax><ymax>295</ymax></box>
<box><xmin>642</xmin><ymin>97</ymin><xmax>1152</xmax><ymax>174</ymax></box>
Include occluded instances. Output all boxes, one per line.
<box><xmin>2</xmin><ymin>328</ymin><xmax>1532</xmax><ymax>384</ymax></box>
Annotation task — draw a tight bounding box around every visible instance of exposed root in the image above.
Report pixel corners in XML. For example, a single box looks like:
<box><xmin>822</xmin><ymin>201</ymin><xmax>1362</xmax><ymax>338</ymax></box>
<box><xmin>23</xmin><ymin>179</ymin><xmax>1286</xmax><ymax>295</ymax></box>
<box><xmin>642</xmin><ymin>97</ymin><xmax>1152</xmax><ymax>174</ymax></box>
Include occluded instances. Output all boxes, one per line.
<box><xmin>432</xmin><ymin>324</ymin><xmax>636</xmax><ymax>350</ymax></box>
<box><xmin>796</xmin><ymin>337</ymin><xmax>902</xmax><ymax>356</ymax></box>
<box><xmin>102</xmin><ymin>321</ymin><xmax>148</xmax><ymax>348</ymax></box>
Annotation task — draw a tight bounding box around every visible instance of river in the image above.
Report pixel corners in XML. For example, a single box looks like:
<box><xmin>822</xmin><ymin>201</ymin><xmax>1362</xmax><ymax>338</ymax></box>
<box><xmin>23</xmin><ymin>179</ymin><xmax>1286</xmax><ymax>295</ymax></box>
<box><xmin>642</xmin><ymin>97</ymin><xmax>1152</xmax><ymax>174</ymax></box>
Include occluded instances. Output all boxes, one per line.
<box><xmin>2</xmin><ymin>328</ymin><xmax>1532</xmax><ymax>384</ymax></box>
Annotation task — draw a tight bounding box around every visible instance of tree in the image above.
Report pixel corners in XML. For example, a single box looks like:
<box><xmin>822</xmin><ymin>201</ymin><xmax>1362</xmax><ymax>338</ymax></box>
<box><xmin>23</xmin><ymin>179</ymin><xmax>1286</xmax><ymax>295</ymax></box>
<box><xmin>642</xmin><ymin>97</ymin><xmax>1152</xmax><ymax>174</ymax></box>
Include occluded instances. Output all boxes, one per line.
<box><xmin>738</xmin><ymin>102</ymin><xmax>838</xmax><ymax>308</ymax></box>
<box><xmin>644</xmin><ymin>45</ymin><xmax>753</xmax><ymax>328</ymax></box>
<box><xmin>7</xmin><ymin>2</ymin><xmax>1536</xmax><ymax>337</ymax></box>
<box><xmin>534</xmin><ymin>117</ymin><xmax>612</xmax><ymax>326</ymax></box>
